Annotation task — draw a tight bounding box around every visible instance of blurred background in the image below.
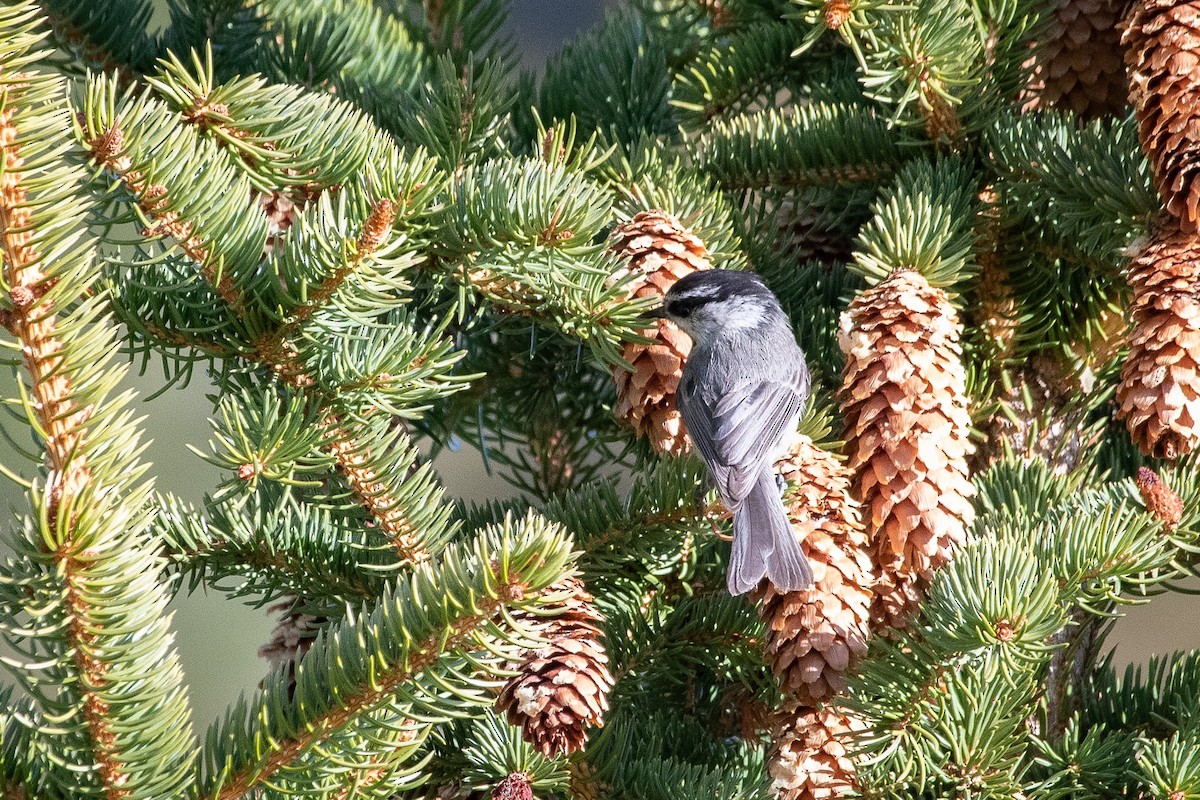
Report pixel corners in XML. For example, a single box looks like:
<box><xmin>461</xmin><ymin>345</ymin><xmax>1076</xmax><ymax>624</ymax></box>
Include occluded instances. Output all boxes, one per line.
<box><xmin>1</xmin><ymin>0</ymin><xmax>1197</xmax><ymax>733</ymax></box>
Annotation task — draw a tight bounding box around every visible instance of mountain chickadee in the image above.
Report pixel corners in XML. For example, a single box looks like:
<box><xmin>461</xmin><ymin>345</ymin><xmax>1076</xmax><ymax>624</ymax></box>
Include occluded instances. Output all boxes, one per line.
<box><xmin>644</xmin><ymin>269</ymin><xmax>814</xmax><ymax>595</ymax></box>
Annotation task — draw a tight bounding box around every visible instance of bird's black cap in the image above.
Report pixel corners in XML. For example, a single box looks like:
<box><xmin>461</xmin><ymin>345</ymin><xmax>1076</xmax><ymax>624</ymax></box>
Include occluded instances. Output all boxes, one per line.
<box><xmin>659</xmin><ymin>270</ymin><xmax>775</xmax><ymax>317</ymax></box>
<box><xmin>667</xmin><ymin>269</ymin><xmax>772</xmax><ymax>301</ymax></box>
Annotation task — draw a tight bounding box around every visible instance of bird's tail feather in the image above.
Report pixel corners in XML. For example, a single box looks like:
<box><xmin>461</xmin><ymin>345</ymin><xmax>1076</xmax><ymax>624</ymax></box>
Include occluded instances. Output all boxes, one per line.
<box><xmin>728</xmin><ymin>473</ymin><xmax>813</xmax><ymax>595</ymax></box>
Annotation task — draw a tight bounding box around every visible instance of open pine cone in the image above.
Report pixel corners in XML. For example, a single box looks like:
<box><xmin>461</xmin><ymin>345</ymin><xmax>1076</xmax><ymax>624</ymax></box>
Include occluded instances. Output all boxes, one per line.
<box><xmin>1123</xmin><ymin>0</ymin><xmax>1200</xmax><ymax>230</ymax></box>
<box><xmin>1117</xmin><ymin>217</ymin><xmax>1200</xmax><ymax>459</ymax></box>
<box><xmin>768</xmin><ymin>702</ymin><xmax>865</xmax><ymax>800</ymax></box>
<box><xmin>838</xmin><ymin>269</ymin><xmax>975</xmax><ymax>630</ymax></box>
<box><xmin>752</xmin><ymin>437</ymin><xmax>873</xmax><ymax>705</ymax></box>
<box><xmin>1023</xmin><ymin>0</ymin><xmax>1129</xmax><ymax>119</ymax></box>
<box><xmin>496</xmin><ymin>577</ymin><xmax>613</xmax><ymax>758</ymax></box>
<box><xmin>607</xmin><ymin>210</ymin><xmax>710</xmax><ymax>455</ymax></box>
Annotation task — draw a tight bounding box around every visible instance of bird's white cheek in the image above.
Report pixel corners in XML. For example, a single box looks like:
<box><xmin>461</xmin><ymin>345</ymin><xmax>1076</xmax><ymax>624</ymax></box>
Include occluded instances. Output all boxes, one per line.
<box><xmin>722</xmin><ymin>301</ymin><xmax>766</xmax><ymax>331</ymax></box>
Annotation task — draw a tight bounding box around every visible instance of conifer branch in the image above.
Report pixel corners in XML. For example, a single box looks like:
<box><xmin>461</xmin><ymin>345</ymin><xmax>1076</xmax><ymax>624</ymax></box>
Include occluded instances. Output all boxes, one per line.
<box><xmin>210</xmin><ymin>639</ymin><xmax>476</xmax><ymax>799</ymax></box>
<box><xmin>206</xmin><ymin>571</ymin><xmax>537</xmax><ymax>800</ymax></box>
<box><xmin>86</xmin><ymin>123</ymin><xmax>246</xmax><ymax>311</ymax></box>
<box><xmin>250</xmin><ymin>196</ymin><xmax>397</xmax><ymax>364</ymax></box>
<box><xmin>39</xmin><ymin>4</ymin><xmax>122</xmax><ymax>74</ymax></box>
<box><xmin>2</xmin><ymin>100</ymin><xmax>91</xmax><ymax>517</ymax></box>
<box><xmin>907</xmin><ymin>56</ymin><xmax>964</xmax><ymax>146</ymax></box>
<box><xmin>36</xmin><ymin>0</ymin><xmax>158</xmax><ymax>78</ymax></box>
<box><xmin>322</xmin><ymin>415</ymin><xmax>430</xmax><ymax>565</ymax></box>
<box><xmin>0</xmin><ymin>72</ymin><xmax>131</xmax><ymax>797</ymax></box>
<box><xmin>86</xmin><ymin>109</ymin><xmax>440</xmax><ymax>563</ymax></box>
<box><xmin>60</xmin><ymin>556</ymin><xmax>129</xmax><ymax>799</ymax></box>
<box><xmin>141</xmin><ymin>322</ymin><xmax>239</xmax><ymax>359</ymax></box>
<box><xmin>1</xmin><ymin>16</ymin><xmax>193</xmax><ymax>796</ymax></box>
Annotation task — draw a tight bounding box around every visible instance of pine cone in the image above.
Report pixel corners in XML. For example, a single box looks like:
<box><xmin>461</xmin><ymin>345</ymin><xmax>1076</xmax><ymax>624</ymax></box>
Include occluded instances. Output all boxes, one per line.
<box><xmin>608</xmin><ymin>210</ymin><xmax>710</xmax><ymax>455</ymax></box>
<box><xmin>773</xmin><ymin>199</ymin><xmax>855</xmax><ymax>266</ymax></box>
<box><xmin>752</xmin><ymin>437</ymin><xmax>873</xmax><ymax>705</ymax></box>
<box><xmin>1023</xmin><ymin>0</ymin><xmax>1130</xmax><ymax>119</ymax></box>
<box><xmin>838</xmin><ymin>269</ymin><xmax>976</xmax><ymax>630</ymax></box>
<box><xmin>1123</xmin><ymin>0</ymin><xmax>1200</xmax><ymax>230</ymax></box>
<box><xmin>567</xmin><ymin>761</ymin><xmax>604</xmax><ymax>800</ymax></box>
<box><xmin>1117</xmin><ymin>218</ymin><xmax>1200</xmax><ymax>459</ymax></box>
<box><xmin>973</xmin><ymin>189</ymin><xmax>1018</xmax><ymax>364</ymax></box>
<box><xmin>768</xmin><ymin>702</ymin><xmax>864</xmax><ymax>800</ymax></box>
<box><xmin>491</xmin><ymin>773</ymin><xmax>533</xmax><ymax>800</ymax></box>
<box><xmin>258</xmin><ymin>601</ymin><xmax>325</xmax><ymax>698</ymax></box>
<box><xmin>1137</xmin><ymin>466</ymin><xmax>1185</xmax><ymax>529</ymax></box>
<box><xmin>496</xmin><ymin>578</ymin><xmax>613</xmax><ymax>758</ymax></box>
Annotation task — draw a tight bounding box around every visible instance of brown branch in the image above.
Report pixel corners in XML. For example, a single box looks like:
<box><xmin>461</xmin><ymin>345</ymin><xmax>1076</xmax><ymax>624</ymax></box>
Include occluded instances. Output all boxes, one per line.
<box><xmin>140</xmin><ymin>322</ymin><xmax>239</xmax><ymax>359</ymax></box>
<box><xmin>61</xmin><ymin>554</ymin><xmax>130</xmax><ymax>800</ymax></box>
<box><xmin>323</xmin><ymin>415</ymin><xmax>429</xmax><ymax>565</ymax></box>
<box><xmin>248</xmin><ymin>197</ymin><xmax>398</xmax><ymax>382</ymax></box>
<box><xmin>86</xmin><ymin>124</ymin><xmax>246</xmax><ymax>312</ymax></box>
<box><xmin>329</xmin><ymin>721</ymin><xmax>421</xmax><ymax>800</ymax></box>
<box><xmin>1043</xmin><ymin>608</ymin><xmax>1102</xmax><ymax>739</ymax></box>
<box><xmin>904</xmin><ymin>55</ymin><xmax>965</xmax><ymax>147</ymax></box>
<box><xmin>1</xmin><ymin>88</ymin><xmax>125</xmax><ymax>798</ymax></box>
<box><xmin>173</xmin><ymin>536</ymin><xmax>378</xmax><ymax>600</ymax></box>
<box><xmin>208</xmin><ymin>581</ymin><xmax>526</xmax><ymax>800</ymax></box>
<box><xmin>37</xmin><ymin>3</ymin><xmax>140</xmax><ymax>86</ymax></box>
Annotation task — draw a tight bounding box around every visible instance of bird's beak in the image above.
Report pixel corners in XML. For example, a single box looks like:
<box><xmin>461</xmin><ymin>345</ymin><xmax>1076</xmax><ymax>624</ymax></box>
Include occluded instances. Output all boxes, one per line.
<box><xmin>638</xmin><ymin>304</ymin><xmax>669</xmax><ymax>324</ymax></box>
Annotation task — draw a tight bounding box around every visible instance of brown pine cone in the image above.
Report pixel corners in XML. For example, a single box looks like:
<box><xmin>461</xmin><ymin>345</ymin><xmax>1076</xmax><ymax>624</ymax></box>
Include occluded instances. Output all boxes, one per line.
<box><xmin>772</xmin><ymin>199</ymin><xmax>855</xmax><ymax>266</ymax></box>
<box><xmin>567</xmin><ymin>761</ymin><xmax>604</xmax><ymax>800</ymax></box>
<box><xmin>258</xmin><ymin>601</ymin><xmax>324</xmax><ymax>699</ymax></box>
<box><xmin>607</xmin><ymin>210</ymin><xmax>710</xmax><ymax>455</ymax></box>
<box><xmin>1116</xmin><ymin>218</ymin><xmax>1200</xmax><ymax>459</ymax></box>
<box><xmin>768</xmin><ymin>702</ymin><xmax>864</xmax><ymax>800</ymax></box>
<box><xmin>491</xmin><ymin>773</ymin><xmax>533</xmax><ymax>800</ymax></box>
<box><xmin>1136</xmin><ymin>466</ymin><xmax>1185</xmax><ymax>529</ymax></box>
<box><xmin>752</xmin><ymin>437</ymin><xmax>874</xmax><ymax>705</ymax></box>
<box><xmin>1123</xmin><ymin>0</ymin><xmax>1200</xmax><ymax>230</ymax></box>
<box><xmin>496</xmin><ymin>578</ymin><xmax>613</xmax><ymax>758</ymax></box>
<box><xmin>838</xmin><ymin>269</ymin><xmax>976</xmax><ymax>630</ymax></box>
<box><xmin>973</xmin><ymin>189</ymin><xmax>1018</xmax><ymax>364</ymax></box>
<box><xmin>1023</xmin><ymin>0</ymin><xmax>1130</xmax><ymax>119</ymax></box>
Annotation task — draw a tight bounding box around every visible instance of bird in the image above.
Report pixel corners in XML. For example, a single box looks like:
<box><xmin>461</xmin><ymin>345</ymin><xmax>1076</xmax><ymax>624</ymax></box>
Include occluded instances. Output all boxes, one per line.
<box><xmin>643</xmin><ymin>269</ymin><xmax>813</xmax><ymax>595</ymax></box>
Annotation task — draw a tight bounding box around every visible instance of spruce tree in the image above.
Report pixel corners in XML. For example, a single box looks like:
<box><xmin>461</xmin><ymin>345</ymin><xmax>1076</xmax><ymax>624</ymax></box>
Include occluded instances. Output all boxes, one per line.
<box><xmin>0</xmin><ymin>0</ymin><xmax>1198</xmax><ymax>798</ymax></box>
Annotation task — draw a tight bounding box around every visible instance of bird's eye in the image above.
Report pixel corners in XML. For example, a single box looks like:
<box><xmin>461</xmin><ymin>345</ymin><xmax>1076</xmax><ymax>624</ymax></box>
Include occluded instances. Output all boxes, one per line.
<box><xmin>671</xmin><ymin>303</ymin><xmax>692</xmax><ymax>319</ymax></box>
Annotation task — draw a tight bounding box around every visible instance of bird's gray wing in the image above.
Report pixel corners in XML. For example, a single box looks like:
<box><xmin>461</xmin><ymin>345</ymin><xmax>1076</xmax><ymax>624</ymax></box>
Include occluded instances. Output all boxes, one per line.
<box><xmin>677</xmin><ymin>377</ymin><xmax>730</xmax><ymax>493</ymax></box>
<box><xmin>678</xmin><ymin>372</ymin><xmax>804</xmax><ymax>505</ymax></box>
